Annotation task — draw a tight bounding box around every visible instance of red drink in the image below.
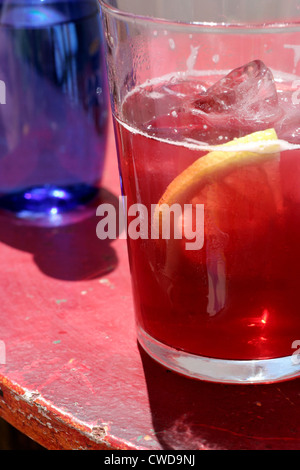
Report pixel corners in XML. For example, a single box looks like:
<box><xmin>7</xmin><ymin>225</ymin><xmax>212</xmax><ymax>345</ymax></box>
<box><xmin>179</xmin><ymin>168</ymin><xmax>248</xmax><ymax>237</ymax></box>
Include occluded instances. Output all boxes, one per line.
<box><xmin>114</xmin><ymin>61</ymin><xmax>300</xmax><ymax>363</ymax></box>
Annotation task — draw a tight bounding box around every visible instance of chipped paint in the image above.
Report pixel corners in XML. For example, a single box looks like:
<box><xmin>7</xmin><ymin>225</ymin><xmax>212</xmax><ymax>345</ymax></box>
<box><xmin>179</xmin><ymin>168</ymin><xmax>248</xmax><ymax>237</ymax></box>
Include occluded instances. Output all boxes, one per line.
<box><xmin>99</xmin><ymin>278</ymin><xmax>115</xmax><ymax>289</ymax></box>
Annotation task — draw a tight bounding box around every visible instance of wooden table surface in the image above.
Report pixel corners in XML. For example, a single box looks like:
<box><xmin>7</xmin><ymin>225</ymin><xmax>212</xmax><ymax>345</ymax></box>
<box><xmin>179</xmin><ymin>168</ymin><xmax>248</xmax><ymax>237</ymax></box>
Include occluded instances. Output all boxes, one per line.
<box><xmin>0</xmin><ymin>122</ymin><xmax>299</xmax><ymax>450</ymax></box>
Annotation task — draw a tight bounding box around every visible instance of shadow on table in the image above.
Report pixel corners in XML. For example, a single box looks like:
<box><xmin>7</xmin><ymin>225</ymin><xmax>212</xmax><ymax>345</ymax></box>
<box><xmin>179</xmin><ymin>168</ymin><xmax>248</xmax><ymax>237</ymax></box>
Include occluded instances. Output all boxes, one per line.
<box><xmin>0</xmin><ymin>188</ymin><xmax>120</xmax><ymax>281</ymax></box>
<box><xmin>139</xmin><ymin>345</ymin><xmax>300</xmax><ymax>450</ymax></box>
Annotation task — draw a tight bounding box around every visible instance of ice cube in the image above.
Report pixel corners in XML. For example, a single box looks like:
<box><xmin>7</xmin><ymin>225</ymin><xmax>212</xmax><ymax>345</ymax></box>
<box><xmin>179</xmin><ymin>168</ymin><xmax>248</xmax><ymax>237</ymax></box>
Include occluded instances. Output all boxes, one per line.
<box><xmin>194</xmin><ymin>60</ymin><xmax>281</xmax><ymax>131</ymax></box>
<box><xmin>144</xmin><ymin>108</ymin><xmax>239</xmax><ymax>144</ymax></box>
<box><xmin>275</xmin><ymin>90</ymin><xmax>300</xmax><ymax>143</ymax></box>
<box><xmin>124</xmin><ymin>75</ymin><xmax>206</xmax><ymax>129</ymax></box>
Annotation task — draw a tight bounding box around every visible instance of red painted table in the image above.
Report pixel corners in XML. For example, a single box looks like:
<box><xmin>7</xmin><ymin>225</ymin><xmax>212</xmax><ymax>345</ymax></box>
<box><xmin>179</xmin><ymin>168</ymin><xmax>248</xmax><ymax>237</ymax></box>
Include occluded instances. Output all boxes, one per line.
<box><xmin>0</xmin><ymin>121</ymin><xmax>299</xmax><ymax>450</ymax></box>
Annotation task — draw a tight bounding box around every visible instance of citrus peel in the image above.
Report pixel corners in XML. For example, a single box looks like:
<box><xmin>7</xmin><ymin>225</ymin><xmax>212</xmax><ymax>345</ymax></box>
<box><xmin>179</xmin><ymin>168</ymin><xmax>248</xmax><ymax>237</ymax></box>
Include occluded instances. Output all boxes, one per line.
<box><xmin>154</xmin><ymin>128</ymin><xmax>280</xmax><ymax>233</ymax></box>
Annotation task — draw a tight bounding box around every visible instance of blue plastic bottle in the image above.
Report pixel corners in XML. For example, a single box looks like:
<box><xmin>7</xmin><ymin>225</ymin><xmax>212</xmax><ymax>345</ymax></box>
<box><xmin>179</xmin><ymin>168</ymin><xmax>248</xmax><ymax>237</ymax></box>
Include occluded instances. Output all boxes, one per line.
<box><xmin>0</xmin><ymin>0</ymin><xmax>108</xmax><ymax>224</ymax></box>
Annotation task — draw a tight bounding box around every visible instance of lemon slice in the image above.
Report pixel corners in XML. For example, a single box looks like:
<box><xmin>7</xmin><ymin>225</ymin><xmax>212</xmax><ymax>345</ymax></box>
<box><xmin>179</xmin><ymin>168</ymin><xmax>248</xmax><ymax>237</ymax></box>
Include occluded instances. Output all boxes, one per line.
<box><xmin>154</xmin><ymin>128</ymin><xmax>280</xmax><ymax>232</ymax></box>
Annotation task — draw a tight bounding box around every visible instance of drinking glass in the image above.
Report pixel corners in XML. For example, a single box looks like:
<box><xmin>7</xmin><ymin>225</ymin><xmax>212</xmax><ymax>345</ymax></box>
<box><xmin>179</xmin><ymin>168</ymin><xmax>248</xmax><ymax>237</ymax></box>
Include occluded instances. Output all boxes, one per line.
<box><xmin>99</xmin><ymin>0</ymin><xmax>300</xmax><ymax>383</ymax></box>
<box><xmin>0</xmin><ymin>0</ymin><xmax>108</xmax><ymax>225</ymax></box>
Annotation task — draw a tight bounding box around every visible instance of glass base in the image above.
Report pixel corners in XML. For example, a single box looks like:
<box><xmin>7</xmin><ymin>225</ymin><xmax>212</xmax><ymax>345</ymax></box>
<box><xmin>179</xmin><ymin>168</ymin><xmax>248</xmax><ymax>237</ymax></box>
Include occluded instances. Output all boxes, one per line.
<box><xmin>0</xmin><ymin>184</ymin><xmax>100</xmax><ymax>227</ymax></box>
<box><xmin>137</xmin><ymin>326</ymin><xmax>300</xmax><ymax>384</ymax></box>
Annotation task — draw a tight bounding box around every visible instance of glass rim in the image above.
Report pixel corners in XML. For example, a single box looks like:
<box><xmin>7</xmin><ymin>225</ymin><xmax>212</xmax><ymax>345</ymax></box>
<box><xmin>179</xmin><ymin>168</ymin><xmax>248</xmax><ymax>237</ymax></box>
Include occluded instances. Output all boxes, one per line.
<box><xmin>99</xmin><ymin>0</ymin><xmax>300</xmax><ymax>31</ymax></box>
